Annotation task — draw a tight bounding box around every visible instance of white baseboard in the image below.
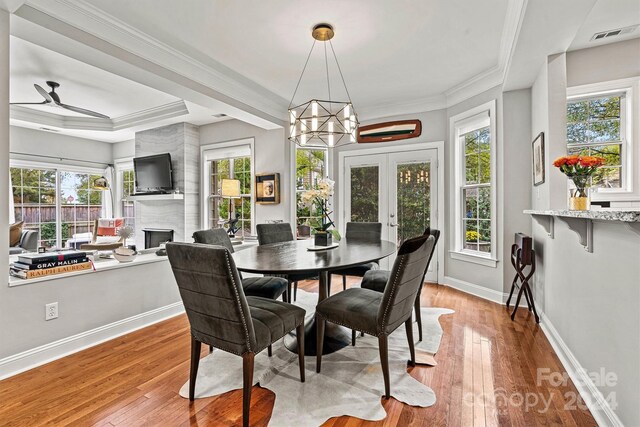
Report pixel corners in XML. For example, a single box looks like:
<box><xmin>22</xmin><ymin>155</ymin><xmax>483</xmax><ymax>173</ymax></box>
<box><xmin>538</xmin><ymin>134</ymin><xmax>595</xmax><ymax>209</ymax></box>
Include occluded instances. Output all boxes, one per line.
<box><xmin>0</xmin><ymin>302</ymin><xmax>185</xmax><ymax>381</ymax></box>
<box><xmin>540</xmin><ymin>312</ymin><xmax>623</xmax><ymax>427</ymax></box>
<box><xmin>443</xmin><ymin>276</ymin><xmax>530</xmax><ymax>308</ymax></box>
<box><xmin>443</xmin><ymin>275</ymin><xmax>505</xmax><ymax>304</ymax></box>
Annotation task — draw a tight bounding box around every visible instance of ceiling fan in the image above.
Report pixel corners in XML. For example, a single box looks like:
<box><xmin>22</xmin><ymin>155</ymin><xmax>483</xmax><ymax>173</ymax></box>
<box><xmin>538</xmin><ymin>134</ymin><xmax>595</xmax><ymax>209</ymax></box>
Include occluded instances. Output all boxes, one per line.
<box><xmin>10</xmin><ymin>81</ymin><xmax>110</xmax><ymax>119</ymax></box>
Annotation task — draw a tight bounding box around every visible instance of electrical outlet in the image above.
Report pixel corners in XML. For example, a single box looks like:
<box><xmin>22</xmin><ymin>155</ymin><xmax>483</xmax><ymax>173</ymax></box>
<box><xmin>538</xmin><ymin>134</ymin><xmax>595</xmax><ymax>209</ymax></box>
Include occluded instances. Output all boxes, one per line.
<box><xmin>45</xmin><ymin>302</ymin><xmax>58</xmax><ymax>321</ymax></box>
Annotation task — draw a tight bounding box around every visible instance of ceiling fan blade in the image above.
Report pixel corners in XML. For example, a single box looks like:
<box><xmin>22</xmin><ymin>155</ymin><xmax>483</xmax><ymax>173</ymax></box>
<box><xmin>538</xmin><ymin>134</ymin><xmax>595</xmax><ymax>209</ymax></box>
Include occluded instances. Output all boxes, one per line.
<box><xmin>34</xmin><ymin>84</ymin><xmax>53</xmax><ymax>103</ymax></box>
<box><xmin>58</xmin><ymin>103</ymin><xmax>110</xmax><ymax>119</ymax></box>
<box><xmin>10</xmin><ymin>101</ymin><xmax>48</xmax><ymax>105</ymax></box>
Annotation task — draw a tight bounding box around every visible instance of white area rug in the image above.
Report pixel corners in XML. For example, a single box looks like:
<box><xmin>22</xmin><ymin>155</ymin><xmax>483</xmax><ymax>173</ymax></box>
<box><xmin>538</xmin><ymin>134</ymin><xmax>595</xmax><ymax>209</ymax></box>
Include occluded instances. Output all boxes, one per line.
<box><xmin>179</xmin><ymin>290</ymin><xmax>454</xmax><ymax>426</ymax></box>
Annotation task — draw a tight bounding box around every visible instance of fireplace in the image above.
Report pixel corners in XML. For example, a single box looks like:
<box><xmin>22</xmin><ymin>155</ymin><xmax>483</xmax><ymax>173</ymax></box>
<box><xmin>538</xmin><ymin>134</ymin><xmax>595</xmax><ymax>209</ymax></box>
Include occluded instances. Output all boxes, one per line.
<box><xmin>143</xmin><ymin>228</ymin><xmax>174</xmax><ymax>249</ymax></box>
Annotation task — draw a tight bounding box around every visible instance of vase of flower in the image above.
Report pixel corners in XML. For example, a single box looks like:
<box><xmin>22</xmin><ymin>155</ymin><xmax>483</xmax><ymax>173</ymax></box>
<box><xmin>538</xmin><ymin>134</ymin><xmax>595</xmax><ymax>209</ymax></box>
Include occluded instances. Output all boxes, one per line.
<box><xmin>553</xmin><ymin>155</ymin><xmax>604</xmax><ymax>211</ymax></box>
<box><xmin>299</xmin><ymin>178</ymin><xmax>341</xmax><ymax>246</ymax></box>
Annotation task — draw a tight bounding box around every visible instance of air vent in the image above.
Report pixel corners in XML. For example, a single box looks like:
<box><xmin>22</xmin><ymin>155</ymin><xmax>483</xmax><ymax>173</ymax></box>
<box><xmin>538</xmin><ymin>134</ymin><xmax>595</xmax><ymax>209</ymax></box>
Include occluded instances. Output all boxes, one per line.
<box><xmin>39</xmin><ymin>127</ymin><xmax>59</xmax><ymax>132</ymax></box>
<box><xmin>591</xmin><ymin>25</ymin><xmax>637</xmax><ymax>42</ymax></box>
<box><xmin>212</xmin><ymin>113</ymin><xmax>227</xmax><ymax>118</ymax></box>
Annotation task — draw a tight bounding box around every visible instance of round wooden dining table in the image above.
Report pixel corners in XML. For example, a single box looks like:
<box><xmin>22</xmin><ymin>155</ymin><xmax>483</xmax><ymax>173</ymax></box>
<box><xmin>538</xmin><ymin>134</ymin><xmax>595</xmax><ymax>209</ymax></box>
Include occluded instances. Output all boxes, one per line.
<box><xmin>232</xmin><ymin>238</ymin><xmax>397</xmax><ymax>355</ymax></box>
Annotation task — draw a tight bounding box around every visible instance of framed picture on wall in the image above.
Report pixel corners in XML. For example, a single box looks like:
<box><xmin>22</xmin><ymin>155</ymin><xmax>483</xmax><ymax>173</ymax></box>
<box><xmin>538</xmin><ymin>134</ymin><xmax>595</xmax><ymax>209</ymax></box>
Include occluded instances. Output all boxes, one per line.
<box><xmin>256</xmin><ymin>173</ymin><xmax>280</xmax><ymax>204</ymax></box>
<box><xmin>532</xmin><ymin>132</ymin><xmax>545</xmax><ymax>186</ymax></box>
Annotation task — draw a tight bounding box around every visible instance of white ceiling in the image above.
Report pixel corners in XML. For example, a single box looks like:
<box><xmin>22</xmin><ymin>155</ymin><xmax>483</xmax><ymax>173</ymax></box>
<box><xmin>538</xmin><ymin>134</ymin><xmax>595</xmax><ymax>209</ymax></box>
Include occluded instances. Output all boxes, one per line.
<box><xmin>569</xmin><ymin>0</ymin><xmax>640</xmax><ymax>51</ymax></box>
<box><xmin>81</xmin><ymin>0</ymin><xmax>510</xmax><ymax>109</ymax></box>
<box><xmin>9</xmin><ymin>36</ymin><xmax>228</xmax><ymax>142</ymax></box>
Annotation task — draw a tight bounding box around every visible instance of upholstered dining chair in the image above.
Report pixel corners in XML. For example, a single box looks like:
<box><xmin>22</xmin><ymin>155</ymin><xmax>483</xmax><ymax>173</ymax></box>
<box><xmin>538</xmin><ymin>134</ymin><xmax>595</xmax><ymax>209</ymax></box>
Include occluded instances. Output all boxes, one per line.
<box><xmin>166</xmin><ymin>242</ymin><xmax>306</xmax><ymax>427</ymax></box>
<box><xmin>360</xmin><ymin>228</ymin><xmax>440</xmax><ymax>342</ymax></box>
<box><xmin>315</xmin><ymin>234</ymin><xmax>435</xmax><ymax>398</ymax></box>
<box><xmin>256</xmin><ymin>223</ymin><xmax>316</xmax><ymax>302</ymax></box>
<box><xmin>193</xmin><ymin>228</ymin><xmax>288</xmax><ymax>302</ymax></box>
<box><xmin>327</xmin><ymin>222</ymin><xmax>382</xmax><ymax>295</ymax></box>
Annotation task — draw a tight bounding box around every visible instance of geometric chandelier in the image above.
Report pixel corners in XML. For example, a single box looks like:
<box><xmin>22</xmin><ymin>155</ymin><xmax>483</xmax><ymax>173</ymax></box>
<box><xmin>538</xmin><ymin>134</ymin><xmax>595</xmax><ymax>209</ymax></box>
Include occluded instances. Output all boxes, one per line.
<box><xmin>288</xmin><ymin>23</ymin><xmax>359</xmax><ymax>148</ymax></box>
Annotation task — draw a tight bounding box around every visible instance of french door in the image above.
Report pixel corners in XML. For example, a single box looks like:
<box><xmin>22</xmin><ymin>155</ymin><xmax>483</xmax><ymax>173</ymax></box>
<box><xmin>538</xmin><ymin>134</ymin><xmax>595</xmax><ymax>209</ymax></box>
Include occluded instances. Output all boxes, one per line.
<box><xmin>343</xmin><ymin>149</ymin><xmax>439</xmax><ymax>282</ymax></box>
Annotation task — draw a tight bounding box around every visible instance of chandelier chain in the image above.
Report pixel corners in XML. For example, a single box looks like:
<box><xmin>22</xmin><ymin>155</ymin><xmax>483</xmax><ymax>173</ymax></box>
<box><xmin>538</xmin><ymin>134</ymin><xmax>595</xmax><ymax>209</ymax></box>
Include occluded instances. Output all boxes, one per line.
<box><xmin>288</xmin><ymin>39</ymin><xmax>317</xmax><ymax>109</ymax></box>
<box><xmin>324</xmin><ymin>42</ymin><xmax>332</xmax><ymax>109</ymax></box>
<box><xmin>328</xmin><ymin>40</ymin><xmax>354</xmax><ymax>105</ymax></box>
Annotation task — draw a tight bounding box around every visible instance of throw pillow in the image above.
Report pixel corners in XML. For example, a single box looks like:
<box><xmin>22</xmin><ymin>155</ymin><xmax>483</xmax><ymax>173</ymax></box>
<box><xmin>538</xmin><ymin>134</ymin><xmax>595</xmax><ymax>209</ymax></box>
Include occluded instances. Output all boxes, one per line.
<box><xmin>9</xmin><ymin>221</ymin><xmax>24</xmax><ymax>247</ymax></box>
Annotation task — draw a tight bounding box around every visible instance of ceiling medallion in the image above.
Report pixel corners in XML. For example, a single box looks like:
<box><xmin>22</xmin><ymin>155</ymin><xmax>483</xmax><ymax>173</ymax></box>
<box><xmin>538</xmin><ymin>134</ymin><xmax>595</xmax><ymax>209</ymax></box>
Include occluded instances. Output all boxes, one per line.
<box><xmin>288</xmin><ymin>23</ymin><xmax>358</xmax><ymax>148</ymax></box>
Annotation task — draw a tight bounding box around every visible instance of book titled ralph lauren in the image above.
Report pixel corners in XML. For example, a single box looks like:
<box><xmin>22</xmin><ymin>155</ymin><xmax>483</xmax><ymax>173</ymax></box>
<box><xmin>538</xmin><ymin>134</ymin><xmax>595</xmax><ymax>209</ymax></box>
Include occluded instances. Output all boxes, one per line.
<box><xmin>18</xmin><ymin>250</ymin><xmax>87</xmax><ymax>265</ymax></box>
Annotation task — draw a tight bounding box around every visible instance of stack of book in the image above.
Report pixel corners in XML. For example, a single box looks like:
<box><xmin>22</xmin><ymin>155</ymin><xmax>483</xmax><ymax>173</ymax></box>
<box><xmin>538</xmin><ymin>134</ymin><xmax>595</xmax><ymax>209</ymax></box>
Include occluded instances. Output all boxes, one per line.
<box><xmin>10</xmin><ymin>250</ymin><xmax>92</xmax><ymax>279</ymax></box>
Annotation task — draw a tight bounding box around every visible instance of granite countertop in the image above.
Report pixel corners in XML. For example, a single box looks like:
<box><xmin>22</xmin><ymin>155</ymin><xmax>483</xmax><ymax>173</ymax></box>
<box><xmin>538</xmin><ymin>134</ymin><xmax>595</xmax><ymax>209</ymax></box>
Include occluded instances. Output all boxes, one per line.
<box><xmin>524</xmin><ymin>209</ymin><xmax>640</xmax><ymax>222</ymax></box>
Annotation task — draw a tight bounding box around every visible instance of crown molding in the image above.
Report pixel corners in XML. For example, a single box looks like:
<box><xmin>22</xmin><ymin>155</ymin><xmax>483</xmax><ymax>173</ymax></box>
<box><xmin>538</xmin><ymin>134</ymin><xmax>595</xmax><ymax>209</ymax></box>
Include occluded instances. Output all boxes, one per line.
<box><xmin>444</xmin><ymin>0</ymin><xmax>527</xmax><ymax>108</ymax></box>
<box><xmin>10</xmin><ymin>100</ymin><xmax>189</xmax><ymax>131</ymax></box>
<box><xmin>17</xmin><ymin>0</ymin><xmax>527</xmax><ymax>123</ymax></box>
<box><xmin>357</xmin><ymin>94</ymin><xmax>447</xmax><ymax>122</ymax></box>
<box><xmin>19</xmin><ymin>0</ymin><xmax>289</xmax><ymax>121</ymax></box>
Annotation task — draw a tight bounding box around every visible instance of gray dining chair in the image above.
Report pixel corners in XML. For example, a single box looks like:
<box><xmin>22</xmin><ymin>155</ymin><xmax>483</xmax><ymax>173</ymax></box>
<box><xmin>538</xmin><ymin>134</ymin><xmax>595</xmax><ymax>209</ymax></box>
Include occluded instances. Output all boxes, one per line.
<box><xmin>315</xmin><ymin>234</ymin><xmax>435</xmax><ymax>398</ymax></box>
<box><xmin>360</xmin><ymin>228</ymin><xmax>440</xmax><ymax>342</ymax></box>
<box><xmin>166</xmin><ymin>242</ymin><xmax>306</xmax><ymax>427</ymax></box>
<box><xmin>328</xmin><ymin>222</ymin><xmax>382</xmax><ymax>295</ymax></box>
<box><xmin>256</xmin><ymin>223</ymin><xmax>316</xmax><ymax>302</ymax></box>
<box><xmin>193</xmin><ymin>228</ymin><xmax>288</xmax><ymax>302</ymax></box>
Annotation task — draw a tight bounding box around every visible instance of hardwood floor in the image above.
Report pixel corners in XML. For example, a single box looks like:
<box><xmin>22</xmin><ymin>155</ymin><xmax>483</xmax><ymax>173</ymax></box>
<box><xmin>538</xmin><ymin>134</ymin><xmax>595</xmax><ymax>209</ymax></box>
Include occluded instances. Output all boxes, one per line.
<box><xmin>0</xmin><ymin>278</ymin><xmax>597</xmax><ymax>426</ymax></box>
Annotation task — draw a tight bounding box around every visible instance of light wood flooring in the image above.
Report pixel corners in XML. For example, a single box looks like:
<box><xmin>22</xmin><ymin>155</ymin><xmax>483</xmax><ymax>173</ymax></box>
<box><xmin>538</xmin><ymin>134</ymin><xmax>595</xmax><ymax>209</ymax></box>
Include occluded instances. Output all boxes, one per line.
<box><xmin>0</xmin><ymin>278</ymin><xmax>597</xmax><ymax>426</ymax></box>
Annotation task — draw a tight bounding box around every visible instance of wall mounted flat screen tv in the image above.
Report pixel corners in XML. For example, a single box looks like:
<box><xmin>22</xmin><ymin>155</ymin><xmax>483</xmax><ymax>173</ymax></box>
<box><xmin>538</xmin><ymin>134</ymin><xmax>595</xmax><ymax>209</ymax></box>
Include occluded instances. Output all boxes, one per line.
<box><xmin>133</xmin><ymin>153</ymin><xmax>173</xmax><ymax>194</ymax></box>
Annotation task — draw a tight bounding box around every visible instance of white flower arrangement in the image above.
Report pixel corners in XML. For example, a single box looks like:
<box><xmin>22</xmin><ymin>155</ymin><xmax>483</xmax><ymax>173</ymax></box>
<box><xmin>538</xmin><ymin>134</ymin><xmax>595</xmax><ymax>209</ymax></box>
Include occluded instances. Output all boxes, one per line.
<box><xmin>298</xmin><ymin>178</ymin><xmax>340</xmax><ymax>240</ymax></box>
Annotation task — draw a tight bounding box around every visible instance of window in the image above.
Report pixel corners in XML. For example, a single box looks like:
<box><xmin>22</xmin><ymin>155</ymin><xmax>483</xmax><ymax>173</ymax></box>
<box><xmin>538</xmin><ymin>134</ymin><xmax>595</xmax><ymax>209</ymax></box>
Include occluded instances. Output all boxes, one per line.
<box><xmin>10</xmin><ymin>166</ymin><xmax>103</xmax><ymax>249</ymax></box>
<box><xmin>11</xmin><ymin>167</ymin><xmax>57</xmax><ymax>248</ymax></box>
<box><xmin>121</xmin><ymin>169</ymin><xmax>136</xmax><ymax>243</ymax></box>
<box><xmin>450</xmin><ymin>100</ymin><xmax>497</xmax><ymax>266</ymax></box>
<box><xmin>209</xmin><ymin>156</ymin><xmax>252</xmax><ymax>238</ymax></box>
<box><xmin>566</xmin><ymin>78</ymin><xmax>638</xmax><ymax>199</ymax></box>
<box><xmin>567</xmin><ymin>93</ymin><xmax>625</xmax><ymax>188</ymax></box>
<box><xmin>295</xmin><ymin>147</ymin><xmax>328</xmax><ymax>229</ymax></box>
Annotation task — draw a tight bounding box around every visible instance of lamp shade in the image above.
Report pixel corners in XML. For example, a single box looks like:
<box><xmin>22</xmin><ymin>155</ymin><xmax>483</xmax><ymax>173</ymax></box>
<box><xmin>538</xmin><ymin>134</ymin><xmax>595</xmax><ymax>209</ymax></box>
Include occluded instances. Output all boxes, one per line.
<box><xmin>221</xmin><ymin>179</ymin><xmax>241</xmax><ymax>198</ymax></box>
<box><xmin>92</xmin><ymin>176</ymin><xmax>109</xmax><ymax>190</ymax></box>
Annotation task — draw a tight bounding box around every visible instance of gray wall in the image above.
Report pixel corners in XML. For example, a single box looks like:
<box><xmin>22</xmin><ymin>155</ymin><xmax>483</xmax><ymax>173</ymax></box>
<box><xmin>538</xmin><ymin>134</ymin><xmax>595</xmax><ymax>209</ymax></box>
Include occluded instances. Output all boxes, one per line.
<box><xmin>199</xmin><ymin>119</ymin><xmax>292</xmax><ymax>225</ymax></box>
<box><xmin>567</xmin><ymin>38</ymin><xmax>640</xmax><ymax>87</ymax></box>
<box><xmin>530</xmin><ymin>48</ymin><xmax>640</xmax><ymax>425</ymax></box>
<box><xmin>0</xmin><ymin>8</ymin><xmax>10</xmax><ymax>360</ymax></box>
<box><xmin>10</xmin><ymin>126</ymin><xmax>113</xmax><ymax>166</ymax></box>
<box><xmin>112</xmin><ymin>139</ymin><xmax>135</xmax><ymax>160</ymax></box>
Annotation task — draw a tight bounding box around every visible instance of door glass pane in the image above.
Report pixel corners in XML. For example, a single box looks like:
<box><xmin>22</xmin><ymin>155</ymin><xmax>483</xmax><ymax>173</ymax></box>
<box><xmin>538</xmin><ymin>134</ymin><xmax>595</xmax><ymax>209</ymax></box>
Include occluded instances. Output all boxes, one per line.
<box><xmin>396</xmin><ymin>162</ymin><xmax>431</xmax><ymax>245</ymax></box>
<box><xmin>350</xmin><ymin>166</ymin><xmax>378</xmax><ymax>222</ymax></box>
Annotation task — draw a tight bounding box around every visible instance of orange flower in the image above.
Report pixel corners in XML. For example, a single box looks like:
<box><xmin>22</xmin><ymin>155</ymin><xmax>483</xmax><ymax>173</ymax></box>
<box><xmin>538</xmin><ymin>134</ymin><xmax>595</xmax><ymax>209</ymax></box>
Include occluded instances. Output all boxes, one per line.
<box><xmin>553</xmin><ymin>157</ymin><xmax>567</xmax><ymax>167</ymax></box>
<box><xmin>565</xmin><ymin>155</ymin><xmax>580</xmax><ymax>166</ymax></box>
<box><xmin>579</xmin><ymin>156</ymin><xmax>605</xmax><ymax>167</ymax></box>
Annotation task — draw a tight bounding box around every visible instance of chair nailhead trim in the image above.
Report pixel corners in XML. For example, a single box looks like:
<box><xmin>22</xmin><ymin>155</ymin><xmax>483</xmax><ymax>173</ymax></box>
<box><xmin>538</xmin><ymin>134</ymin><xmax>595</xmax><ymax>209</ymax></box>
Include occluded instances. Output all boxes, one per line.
<box><xmin>380</xmin><ymin>255</ymin><xmax>405</xmax><ymax>331</ymax></box>
<box><xmin>225</xmin><ymin>251</ymin><xmax>253</xmax><ymax>353</ymax></box>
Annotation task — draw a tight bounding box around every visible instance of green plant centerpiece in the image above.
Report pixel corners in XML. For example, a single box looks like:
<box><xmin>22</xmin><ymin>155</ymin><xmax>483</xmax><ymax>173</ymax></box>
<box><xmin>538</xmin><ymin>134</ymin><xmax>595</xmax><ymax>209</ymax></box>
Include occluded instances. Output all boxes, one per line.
<box><xmin>299</xmin><ymin>178</ymin><xmax>341</xmax><ymax>246</ymax></box>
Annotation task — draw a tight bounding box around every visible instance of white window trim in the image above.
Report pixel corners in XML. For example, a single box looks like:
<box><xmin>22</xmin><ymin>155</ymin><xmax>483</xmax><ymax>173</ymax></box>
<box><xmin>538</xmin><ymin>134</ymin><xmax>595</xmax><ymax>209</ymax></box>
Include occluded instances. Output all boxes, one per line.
<box><xmin>200</xmin><ymin>138</ymin><xmax>255</xmax><ymax>234</ymax></box>
<box><xmin>449</xmin><ymin>100</ymin><xmax>498</xmax><ymax>267</ymax></box>
<box><xmin>567</xmin><ymin>77</ymin><xmax>638</xmax><ymax>201</ymax></box>
<box><xmin>113</xmin><ymin>157</ymin><xmax>134</xmax><ymax>218</ymax></box>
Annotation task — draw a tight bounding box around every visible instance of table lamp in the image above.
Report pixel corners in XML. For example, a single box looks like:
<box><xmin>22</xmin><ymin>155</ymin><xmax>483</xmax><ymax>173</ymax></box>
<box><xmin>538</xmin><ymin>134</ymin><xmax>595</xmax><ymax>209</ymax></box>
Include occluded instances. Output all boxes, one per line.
<box><xmin>221</xmin><ymin>179</ymin><xmax>241</xmax><ymax>236</ymax></box>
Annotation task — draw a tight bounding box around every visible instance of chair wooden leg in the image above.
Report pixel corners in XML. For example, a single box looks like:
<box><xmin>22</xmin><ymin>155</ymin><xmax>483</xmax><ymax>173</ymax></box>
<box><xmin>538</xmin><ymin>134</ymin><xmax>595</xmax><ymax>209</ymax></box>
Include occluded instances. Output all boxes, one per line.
<box><xmin>209</xmin><ymin>344</ymin><xmax>213</xmax><ymax>354</ymax></box>
<box><xmin>267</xmin><ymin>344</ymin><xmax>272</xmax><ymax>357</ymax></box>
<box><xmin>378</xmin><ymin>335</ymin><xmax>390</xmax><ymax>398</ymax></box>
<box><xmin>351</xmin><ymin>329</ymin><xmax>356</xmax><ymax>346</ymax></box>
<box><xmin>342</xmin><ymin>275</ymin><xmax>347</xmax><ymax>291</ymax></box>
<box><xmin>405</xmin><ymin>318</ymin><xmax>416</xmax><ymax>366</ymax></box>
<box><xmin>242</xmin><ymin>352</ymin><xmax>255</xmax><ymax>427</ymax></box>
<box><xmin>327</xmin><ymin>273</ymin><xmax>332</xmax><ymax>297</ymax></box>
<box><xmin>286</xmin><ymin>281</ymin><xmax>292</xmax><ymax>303</ymax></box>
<box><xmin>296</xmin><ymin>324</ymin><xmax>305</xmax><ymax>382</ymax></box>
<box><xmin>189</xmin><ymin>336</ymin><xmax>201</xmax><ymax>401</ymax></box>
<box><xmin>293</xmin><ymin>281</ymin><xmax>298</xmax><ymax>302</ymax></box>
<box><xmin>316</xmin><ymin>317</ymin><xmax>326</xmax><ymax>372</ymax></box>
<box><xmin>360</xmin><ymin>331</ymin><xmax>365</xmax><ymax>337</ymax></box>
<box><xmin>414</xmin><ymin>297</ymin><xmax>423</xmax><ymax>343</ymax></box>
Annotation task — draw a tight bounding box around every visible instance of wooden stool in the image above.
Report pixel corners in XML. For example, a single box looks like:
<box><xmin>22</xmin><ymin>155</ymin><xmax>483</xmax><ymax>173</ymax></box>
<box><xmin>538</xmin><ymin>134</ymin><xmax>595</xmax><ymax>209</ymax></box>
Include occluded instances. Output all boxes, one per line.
<box><xmin>506</xmin><ymin>233</ymin><xmax>539</xmax><ymax>323</ymax></box>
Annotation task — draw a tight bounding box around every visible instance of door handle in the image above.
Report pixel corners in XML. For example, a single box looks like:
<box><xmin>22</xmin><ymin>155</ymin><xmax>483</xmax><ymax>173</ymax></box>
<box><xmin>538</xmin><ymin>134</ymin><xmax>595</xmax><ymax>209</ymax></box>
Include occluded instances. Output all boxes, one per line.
<box><xmin>390</xmin><ymin>222</ymin><xmax>398</xmax><ymax>227</ymax></box>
